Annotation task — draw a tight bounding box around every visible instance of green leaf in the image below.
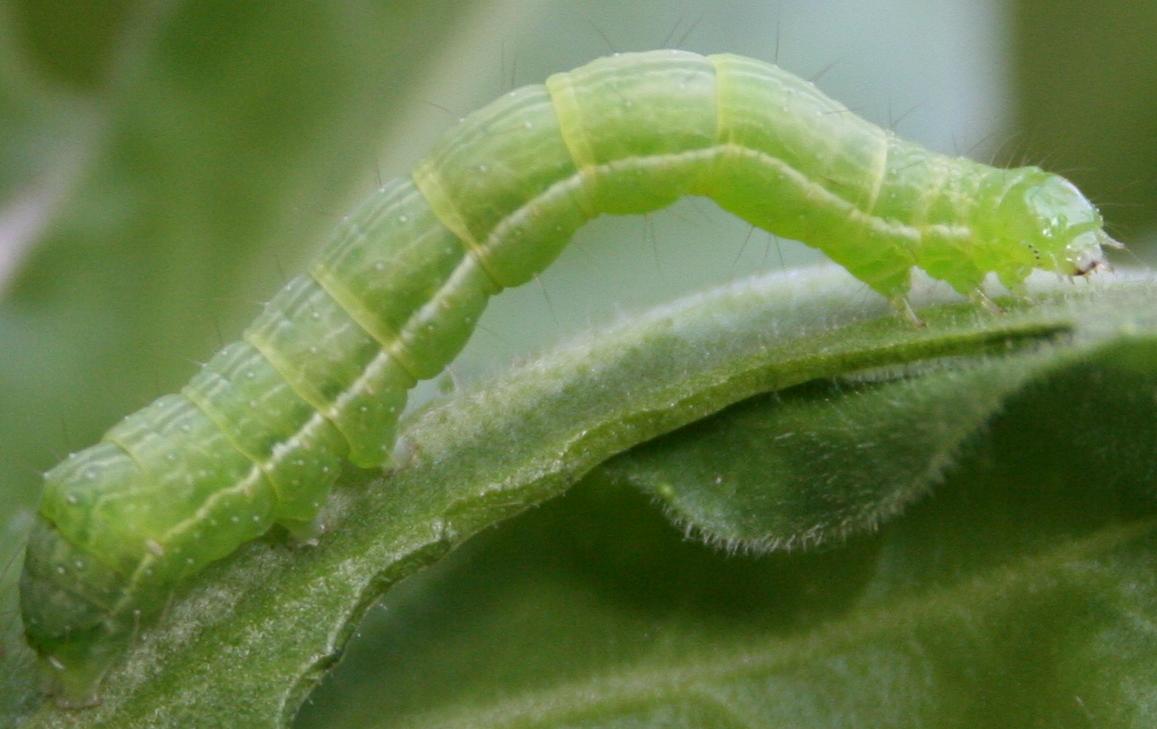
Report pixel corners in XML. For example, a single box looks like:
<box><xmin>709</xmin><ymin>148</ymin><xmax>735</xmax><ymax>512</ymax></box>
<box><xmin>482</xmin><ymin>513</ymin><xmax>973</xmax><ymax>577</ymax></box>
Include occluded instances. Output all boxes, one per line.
<box><xmin>299</xmin><ymin>481</ymin><xmax>1157</xmax><ymax>729</ymax></box>
<box><xmin>298</xmin><ymin>277</ymin><xmax>1157</xmax><ymax>729</ymax></box>
<box><xmin>598</xmin><ymin>351</ymin><xmax>1088</xmax><ymax>552</ymax></box>
<box><xmin>8</xmin><ymin>267</ymin><xmax>1157</xmax><ymax>727</ymax></box>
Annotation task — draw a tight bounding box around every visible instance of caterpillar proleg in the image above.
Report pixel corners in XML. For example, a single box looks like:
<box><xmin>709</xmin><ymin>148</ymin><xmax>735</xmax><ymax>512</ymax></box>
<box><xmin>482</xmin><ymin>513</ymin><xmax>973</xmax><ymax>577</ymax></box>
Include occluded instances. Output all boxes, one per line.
<box><xmin>20</xmin><ymin>50</ymin><xmax>1116</xmax><ymax>705</ymax></box>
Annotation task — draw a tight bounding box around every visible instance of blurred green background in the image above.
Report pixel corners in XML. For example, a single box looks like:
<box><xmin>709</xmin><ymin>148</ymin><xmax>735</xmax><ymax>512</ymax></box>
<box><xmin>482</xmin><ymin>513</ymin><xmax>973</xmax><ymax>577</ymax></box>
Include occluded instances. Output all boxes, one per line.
<box><xmin>1</xmin><ymin>0</ymin><xmax>1154</xmax><ymax>721</ymax></box>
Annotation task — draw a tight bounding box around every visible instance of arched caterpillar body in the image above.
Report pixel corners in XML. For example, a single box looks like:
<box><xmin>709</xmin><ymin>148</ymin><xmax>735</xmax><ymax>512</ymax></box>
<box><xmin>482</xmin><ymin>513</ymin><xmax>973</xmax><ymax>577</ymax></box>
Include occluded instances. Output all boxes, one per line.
<box><xmin>20</xmin><ymin>50</ymin><xmax>1114</xmax><ymax>704</ymax></box>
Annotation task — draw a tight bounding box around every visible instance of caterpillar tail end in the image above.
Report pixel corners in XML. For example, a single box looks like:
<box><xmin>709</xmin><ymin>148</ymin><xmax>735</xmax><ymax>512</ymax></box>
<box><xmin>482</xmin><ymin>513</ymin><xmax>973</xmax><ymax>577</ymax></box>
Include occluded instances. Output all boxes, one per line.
<box><xmin>20</xmin><ymin>517</ymin><xmax>134</xmax><ymax>708</ymax></box>
<box><xmin>35</xmin><ymin>636</ymin><xmax>124</xmax><ymax>709</ymax></box>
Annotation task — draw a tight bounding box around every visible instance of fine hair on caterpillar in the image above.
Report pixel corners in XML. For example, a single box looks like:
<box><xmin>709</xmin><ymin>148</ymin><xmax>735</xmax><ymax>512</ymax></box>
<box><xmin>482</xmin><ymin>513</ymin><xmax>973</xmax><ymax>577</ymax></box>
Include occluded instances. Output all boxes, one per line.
<box><xmin>18</xmin><ymin>49</ymin><xmax>1118</xmax><ymax>707</ymax></box>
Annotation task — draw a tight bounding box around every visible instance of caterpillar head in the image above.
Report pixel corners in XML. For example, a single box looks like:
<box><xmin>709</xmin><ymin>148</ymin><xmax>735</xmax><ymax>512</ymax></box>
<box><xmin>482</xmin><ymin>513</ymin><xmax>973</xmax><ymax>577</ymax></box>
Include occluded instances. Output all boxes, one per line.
<box><xmin>1008</xmin><ymin>172</ymin><xmax>1120</xmax><ymax>278</ymax></box>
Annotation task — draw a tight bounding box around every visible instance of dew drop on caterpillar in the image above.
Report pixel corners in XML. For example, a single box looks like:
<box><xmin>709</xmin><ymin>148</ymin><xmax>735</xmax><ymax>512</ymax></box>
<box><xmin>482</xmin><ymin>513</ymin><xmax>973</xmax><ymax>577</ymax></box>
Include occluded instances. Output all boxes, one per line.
<box><xmin>19</xmin><ymin>49</ymin><xmax>1119</xmax><ymax>706</ymax></box>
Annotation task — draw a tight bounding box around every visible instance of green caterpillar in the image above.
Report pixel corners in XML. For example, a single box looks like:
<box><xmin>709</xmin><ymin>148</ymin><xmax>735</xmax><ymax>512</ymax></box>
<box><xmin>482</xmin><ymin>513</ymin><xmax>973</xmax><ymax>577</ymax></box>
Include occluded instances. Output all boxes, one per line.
<box><xmin>20</xmin><ymin>49</ymin><xmax>1115</xmax><ymax>706</ymax></box>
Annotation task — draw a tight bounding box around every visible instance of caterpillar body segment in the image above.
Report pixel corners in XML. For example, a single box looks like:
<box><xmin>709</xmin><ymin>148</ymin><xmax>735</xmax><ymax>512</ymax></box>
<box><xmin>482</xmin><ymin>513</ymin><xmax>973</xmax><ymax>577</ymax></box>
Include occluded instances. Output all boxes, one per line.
<box><xmin>20</xmin><ymin>49</ymin><xmax>1113</xmax><ymax>705</ymax></box>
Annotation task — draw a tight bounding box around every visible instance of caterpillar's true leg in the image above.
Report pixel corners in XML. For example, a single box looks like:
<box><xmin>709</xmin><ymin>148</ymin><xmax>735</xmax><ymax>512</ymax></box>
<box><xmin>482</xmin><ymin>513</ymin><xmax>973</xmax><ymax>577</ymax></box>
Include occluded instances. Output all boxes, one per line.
<box><xmin>890</xmin><ymin>295</ymin><xmax>924</xmax><ymax>328</ymax></box>
<box><xmin>969</xmin><ymin>287</ymin><xmax>1004</xmax><ymax>315</ymax></box>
